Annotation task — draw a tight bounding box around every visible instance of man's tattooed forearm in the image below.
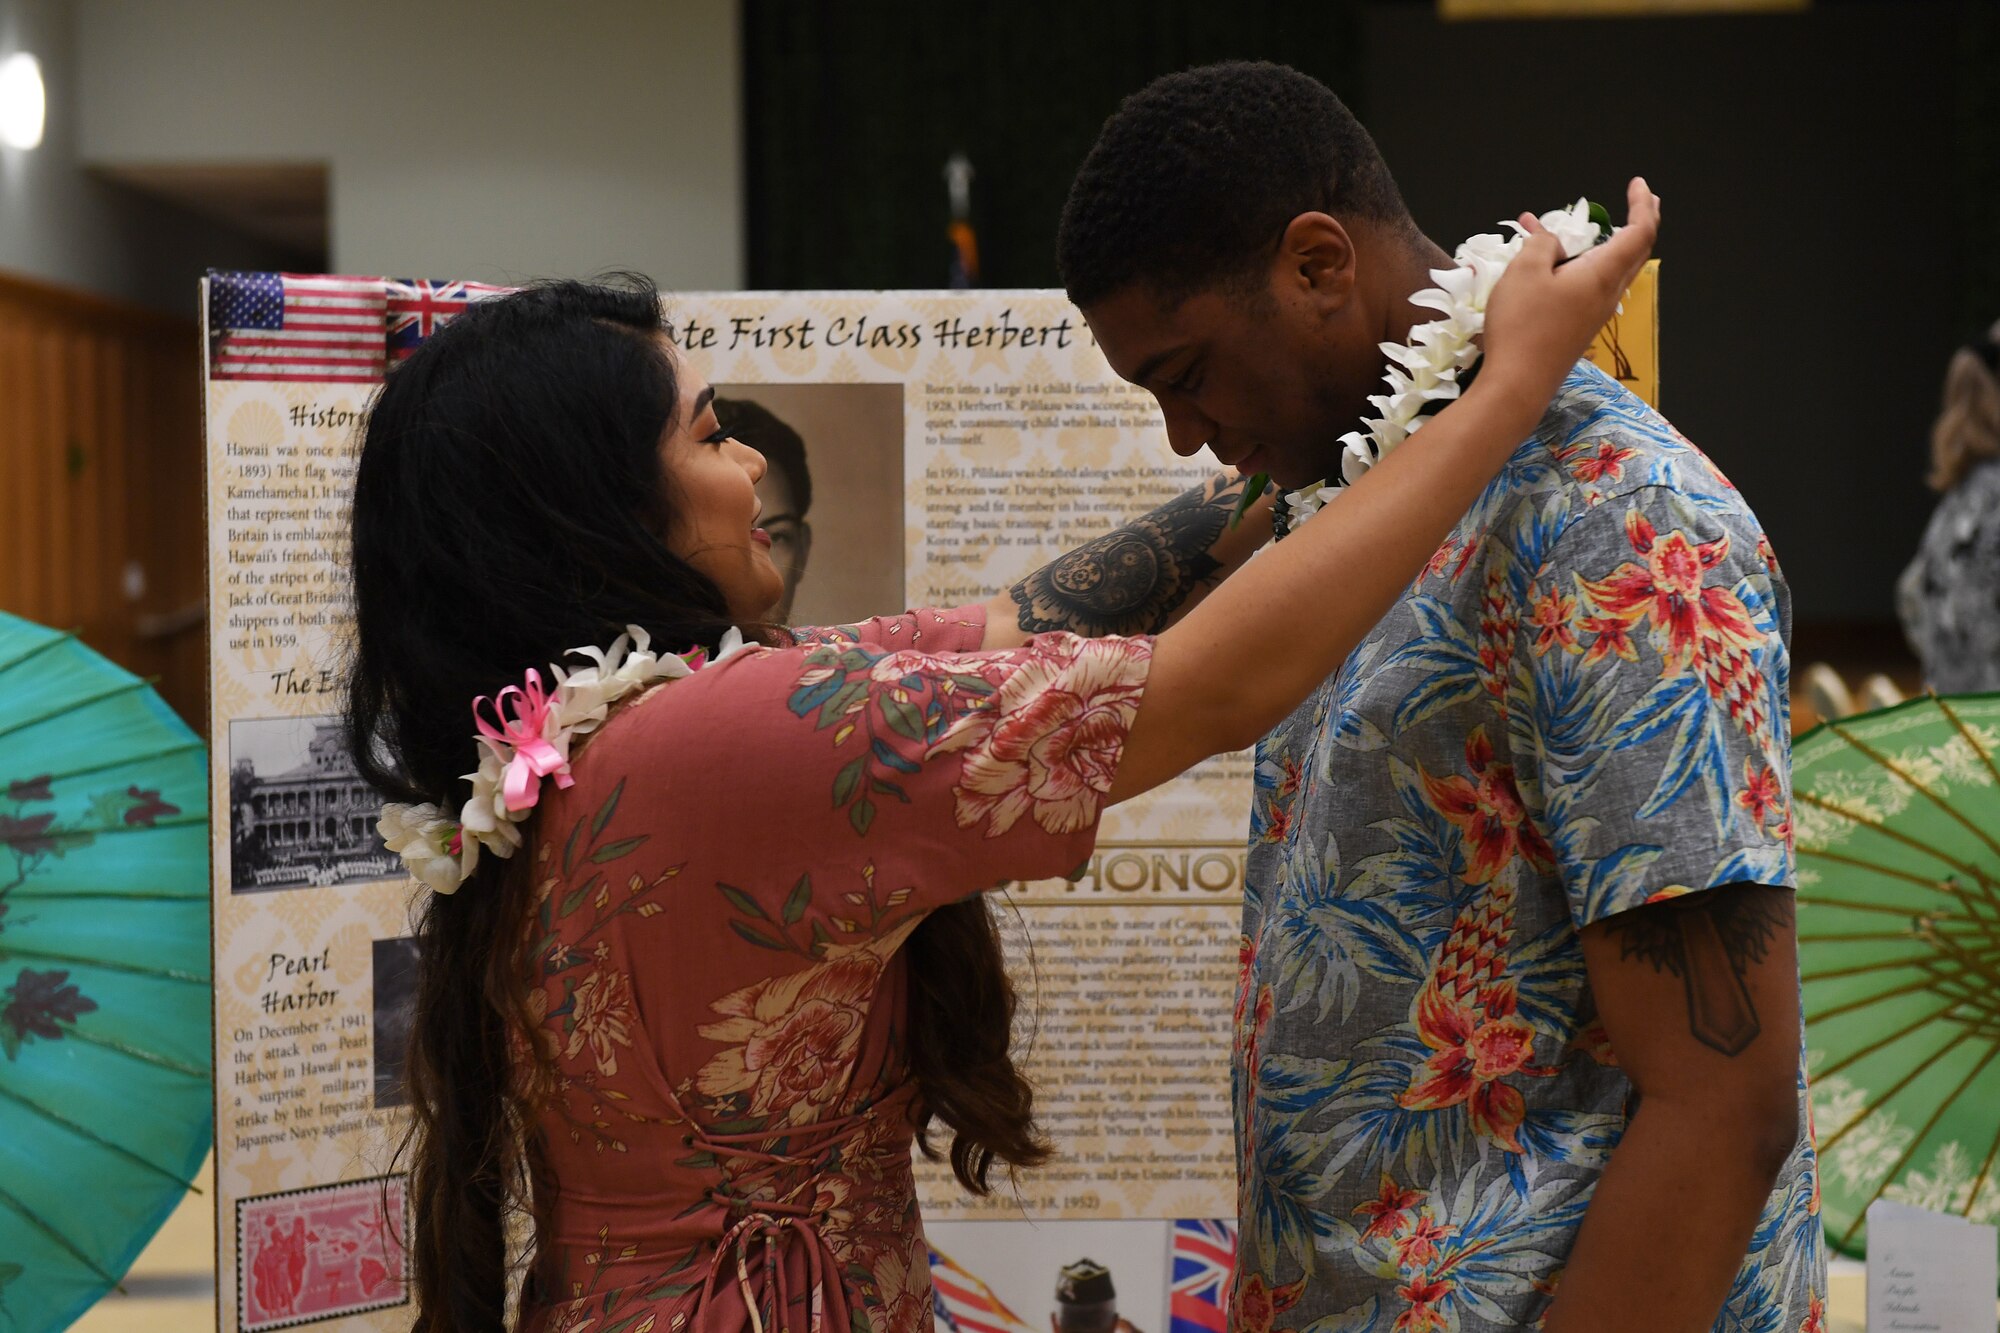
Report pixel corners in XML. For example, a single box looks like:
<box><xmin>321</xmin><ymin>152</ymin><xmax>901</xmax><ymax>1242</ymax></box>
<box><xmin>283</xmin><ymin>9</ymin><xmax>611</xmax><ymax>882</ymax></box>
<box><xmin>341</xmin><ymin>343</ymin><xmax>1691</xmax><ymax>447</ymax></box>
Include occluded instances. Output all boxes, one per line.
<box><xmin>1009</xmin><ymin>473</ymin><xmax>1246</xmax><ymax>636</ymax></box>
<box><xmin>1604</xmin><ymin>885</ymin><xmax>1791</xmax><ymax>1057</ymax></box>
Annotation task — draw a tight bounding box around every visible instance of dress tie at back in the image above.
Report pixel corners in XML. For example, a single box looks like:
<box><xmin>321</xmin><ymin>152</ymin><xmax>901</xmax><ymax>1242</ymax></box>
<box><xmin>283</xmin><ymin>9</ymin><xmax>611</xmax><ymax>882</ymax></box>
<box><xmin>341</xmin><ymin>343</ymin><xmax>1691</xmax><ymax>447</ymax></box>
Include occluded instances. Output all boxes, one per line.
<box><xmin>682</xmin><ymin>1087</ymin><xmax>918</xmax><ymax>1333</ymax></box>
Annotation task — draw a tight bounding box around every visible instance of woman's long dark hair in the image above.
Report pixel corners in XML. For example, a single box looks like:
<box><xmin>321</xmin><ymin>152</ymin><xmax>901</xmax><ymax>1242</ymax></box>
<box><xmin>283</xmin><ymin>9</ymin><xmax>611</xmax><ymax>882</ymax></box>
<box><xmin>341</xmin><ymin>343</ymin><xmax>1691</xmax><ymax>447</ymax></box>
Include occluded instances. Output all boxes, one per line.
<box><xmin>345</xmin><ymin>278</ymin><xmax>1043</xmax><ymax>1332</ymax></box>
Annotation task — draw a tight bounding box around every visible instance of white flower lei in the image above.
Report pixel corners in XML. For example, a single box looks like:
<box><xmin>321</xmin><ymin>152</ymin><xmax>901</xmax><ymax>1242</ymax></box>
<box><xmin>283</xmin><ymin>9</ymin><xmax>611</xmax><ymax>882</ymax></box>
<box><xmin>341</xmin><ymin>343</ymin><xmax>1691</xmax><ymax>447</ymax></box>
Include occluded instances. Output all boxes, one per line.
<box><xmin>1277</xmin><ymin>198</ymin><xmax>1609</xmax><ymax>532</ymax></box>
<box><xmin>378</xmin><ymin>624</ymin><xmax>748</xmax><ymax>895</ymax></box>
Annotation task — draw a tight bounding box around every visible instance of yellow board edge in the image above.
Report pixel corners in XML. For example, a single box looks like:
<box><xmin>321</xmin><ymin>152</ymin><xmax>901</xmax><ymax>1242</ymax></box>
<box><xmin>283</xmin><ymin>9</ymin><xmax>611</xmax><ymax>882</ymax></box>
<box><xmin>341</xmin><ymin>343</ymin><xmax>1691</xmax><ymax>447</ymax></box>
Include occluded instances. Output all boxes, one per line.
<box><xmin>1584</xmin><ymin>258</ymin><xmax>1660</xmax><ymax>408</ymax></box>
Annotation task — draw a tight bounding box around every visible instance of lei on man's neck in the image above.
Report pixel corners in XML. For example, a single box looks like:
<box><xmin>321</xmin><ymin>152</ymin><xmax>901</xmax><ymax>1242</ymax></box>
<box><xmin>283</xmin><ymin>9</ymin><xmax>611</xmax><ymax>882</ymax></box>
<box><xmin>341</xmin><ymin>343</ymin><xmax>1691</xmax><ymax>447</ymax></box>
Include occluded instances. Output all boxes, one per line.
<box><xmin>1238</xmin><ymin>198</ymin><xmax>1613</xmax><ymax>538</ymax></box>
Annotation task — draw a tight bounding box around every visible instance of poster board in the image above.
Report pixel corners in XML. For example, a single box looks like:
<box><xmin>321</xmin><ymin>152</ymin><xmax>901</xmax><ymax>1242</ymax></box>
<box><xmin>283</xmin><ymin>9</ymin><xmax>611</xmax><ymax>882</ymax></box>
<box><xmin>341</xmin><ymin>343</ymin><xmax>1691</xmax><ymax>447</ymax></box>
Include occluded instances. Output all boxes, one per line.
<box><xmin>203</xmin><ymin>273</ymin><xmax>1659</xmax><ymax>1333</ymax></box>
<box><xmin>205</xmin><ymin>274</ymin><xmax>413</xmax><ymax>1333</ymax></box>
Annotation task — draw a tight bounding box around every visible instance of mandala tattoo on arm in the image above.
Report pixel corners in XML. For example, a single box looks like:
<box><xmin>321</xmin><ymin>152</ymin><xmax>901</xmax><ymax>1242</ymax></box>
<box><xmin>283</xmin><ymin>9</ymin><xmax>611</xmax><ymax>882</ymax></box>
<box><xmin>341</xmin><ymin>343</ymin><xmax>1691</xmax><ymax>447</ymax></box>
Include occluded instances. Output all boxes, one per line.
<box><xmin>1008</xmin><ymin>473</ymin><xmax>1246</xmax><ymax>637</ymax></box>
<box><xmin>1603</xmin><ymin>885</ymin><xmax>1792</xmax><ymax>1057</ymax></box>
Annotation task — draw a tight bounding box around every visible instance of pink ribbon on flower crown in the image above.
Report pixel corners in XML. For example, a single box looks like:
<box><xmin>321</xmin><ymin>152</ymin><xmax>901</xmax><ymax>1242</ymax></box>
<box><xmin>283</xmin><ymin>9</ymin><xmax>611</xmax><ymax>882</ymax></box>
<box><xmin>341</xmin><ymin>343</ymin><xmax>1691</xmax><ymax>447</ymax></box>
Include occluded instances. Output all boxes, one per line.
<box><xmin>472</xmin><ymin>668</ymin><xmax>574</xmax><ymax>813</ymax></box>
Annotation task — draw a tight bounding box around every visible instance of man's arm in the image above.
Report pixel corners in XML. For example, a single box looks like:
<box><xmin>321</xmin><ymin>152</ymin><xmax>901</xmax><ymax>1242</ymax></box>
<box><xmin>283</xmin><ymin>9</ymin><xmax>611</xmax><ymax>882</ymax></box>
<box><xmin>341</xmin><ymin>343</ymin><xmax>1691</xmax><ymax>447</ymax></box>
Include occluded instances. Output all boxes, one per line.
<box><xmin>1541</xmin><ymin>884</ymin><xmax>1804</xmax><ymax>1333</ymax></box>
<box><xmin>980</xmin><ymin>471</ymin><xmax>1272</xmax><ymax>650</ymax></box>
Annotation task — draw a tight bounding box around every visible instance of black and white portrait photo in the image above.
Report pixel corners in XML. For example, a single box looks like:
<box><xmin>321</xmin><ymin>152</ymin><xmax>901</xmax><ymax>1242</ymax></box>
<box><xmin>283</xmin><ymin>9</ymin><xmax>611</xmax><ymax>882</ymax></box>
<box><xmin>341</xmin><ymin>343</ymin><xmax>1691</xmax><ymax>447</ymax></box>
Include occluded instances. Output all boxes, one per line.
<box><xmin>372</xmin><ymin>935</ymin><xmax>422</xmax><ymax>1109</ymax></box>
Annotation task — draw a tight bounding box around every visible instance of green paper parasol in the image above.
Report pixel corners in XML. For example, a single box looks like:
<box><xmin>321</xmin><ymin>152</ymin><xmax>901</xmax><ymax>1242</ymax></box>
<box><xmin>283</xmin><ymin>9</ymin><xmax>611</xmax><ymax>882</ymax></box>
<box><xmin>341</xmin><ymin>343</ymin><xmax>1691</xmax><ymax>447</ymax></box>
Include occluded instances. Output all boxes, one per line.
<box><xmin>0</xmin><ymin>611</ymin><xmax>212</xmax><ymax>1331</ymax></box>
<box><xmin>1795</xmin><ymin>692</ymin><xmax>2000</xmax><ymax>1260</ymax></box>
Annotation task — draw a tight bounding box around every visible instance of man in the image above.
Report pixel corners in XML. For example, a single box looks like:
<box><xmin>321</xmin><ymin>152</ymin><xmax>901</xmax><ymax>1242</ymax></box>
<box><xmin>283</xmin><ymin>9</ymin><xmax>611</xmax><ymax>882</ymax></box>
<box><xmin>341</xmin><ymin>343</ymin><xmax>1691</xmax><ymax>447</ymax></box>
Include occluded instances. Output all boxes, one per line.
<box><xmin>715</xmin><ymin>396</ymin><xmax>815</xmax><ymax>622</ymax></box>
<box><xmin>1048</xmin><ymin>64</ymin><xmax>1822</xmax><ymax>1332</ymax></box>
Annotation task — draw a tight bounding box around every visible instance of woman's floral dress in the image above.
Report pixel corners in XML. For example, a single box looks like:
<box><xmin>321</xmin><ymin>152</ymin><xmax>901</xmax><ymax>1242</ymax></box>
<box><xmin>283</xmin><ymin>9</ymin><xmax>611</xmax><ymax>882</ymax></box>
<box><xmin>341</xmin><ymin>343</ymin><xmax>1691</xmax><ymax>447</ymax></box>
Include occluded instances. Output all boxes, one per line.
<box><xmin>516</xmin><ymin>607</ymin><xmax>1154</xmax><ymax>1333</ymax></box>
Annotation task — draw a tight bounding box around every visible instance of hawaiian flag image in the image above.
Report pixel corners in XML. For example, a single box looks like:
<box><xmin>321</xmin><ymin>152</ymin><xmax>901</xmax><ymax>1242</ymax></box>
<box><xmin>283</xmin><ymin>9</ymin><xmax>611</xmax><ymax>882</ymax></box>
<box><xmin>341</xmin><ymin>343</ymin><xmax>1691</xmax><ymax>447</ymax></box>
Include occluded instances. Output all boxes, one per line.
<box><xmin>208</xmin><ymin>272</ymin><xmax>387</xmax><ymax>383</ymax></box>
<box><xmin>1169</xmin><ymin>1219</ymin><xmax>1236</xmax><ymax>1333</ymax></box>
<box><xmin>930</xmin><ymin>1247</ymin><xmax>1035</xmax><ymax>1333</ymax></box>
<box><xmin>386</xmin><ymin>279</ymin><xmax>510</xmax><ymax>363</ymax></box>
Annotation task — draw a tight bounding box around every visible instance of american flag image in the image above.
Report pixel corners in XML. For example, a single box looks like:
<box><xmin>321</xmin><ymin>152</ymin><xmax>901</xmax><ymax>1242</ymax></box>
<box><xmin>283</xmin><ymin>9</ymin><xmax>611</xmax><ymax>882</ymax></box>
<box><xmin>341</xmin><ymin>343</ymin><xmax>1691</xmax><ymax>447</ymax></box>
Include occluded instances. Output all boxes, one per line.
<box><xmin>386</xmin><ymin>279</ymin><xmax>510</xmax><ymax>363</ymax></box>
<box><xmin>930</xmin><ymin>1247</ymin><xmax>1034</xmax><ymax>1333</ymax></box>
<box><xmin>208</xmin><ymin>272</ymin><xmax>386</xmax><ymax>383</ymax></box>
<box><xmin>1168</xmin><ymin>1220</ymin><xmax>1236</xmax><ymax>1333</ymax></box>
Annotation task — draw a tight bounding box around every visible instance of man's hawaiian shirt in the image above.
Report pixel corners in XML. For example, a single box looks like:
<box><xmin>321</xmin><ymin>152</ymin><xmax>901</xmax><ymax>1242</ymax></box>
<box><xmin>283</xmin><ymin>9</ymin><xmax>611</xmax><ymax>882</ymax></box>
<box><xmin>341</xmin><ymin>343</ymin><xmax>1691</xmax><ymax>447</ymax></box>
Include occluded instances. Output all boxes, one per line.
<box><xmin>1233</xmin><ymin>362</ymin><xmax>1826</xmax><ymax>1333</ymax></box>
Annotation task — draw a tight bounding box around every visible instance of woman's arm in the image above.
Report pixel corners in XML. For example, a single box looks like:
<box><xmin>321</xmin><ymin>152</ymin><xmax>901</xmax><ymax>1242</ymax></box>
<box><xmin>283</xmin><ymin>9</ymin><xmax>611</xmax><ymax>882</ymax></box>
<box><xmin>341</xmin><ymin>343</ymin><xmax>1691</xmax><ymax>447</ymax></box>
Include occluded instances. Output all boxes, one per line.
<box><xmin>979</xmin><ymin>473</ymin><xmax>1274</xmax><ymax>650</ymax></box>
<box><xmin>1108</xmin><ymin>177</ymin><xmax>1661</xmax><ymax>804</ymax></box>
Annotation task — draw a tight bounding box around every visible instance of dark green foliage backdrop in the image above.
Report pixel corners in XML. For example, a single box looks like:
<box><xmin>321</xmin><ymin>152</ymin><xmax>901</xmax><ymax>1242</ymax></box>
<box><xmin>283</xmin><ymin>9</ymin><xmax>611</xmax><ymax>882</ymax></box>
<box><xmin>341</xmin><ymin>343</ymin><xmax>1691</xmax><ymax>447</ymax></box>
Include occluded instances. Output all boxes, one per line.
<box><xmin>741</xmin><ymin>2</ymin><xmax>1362</xmax><ymax>290</ymax></box>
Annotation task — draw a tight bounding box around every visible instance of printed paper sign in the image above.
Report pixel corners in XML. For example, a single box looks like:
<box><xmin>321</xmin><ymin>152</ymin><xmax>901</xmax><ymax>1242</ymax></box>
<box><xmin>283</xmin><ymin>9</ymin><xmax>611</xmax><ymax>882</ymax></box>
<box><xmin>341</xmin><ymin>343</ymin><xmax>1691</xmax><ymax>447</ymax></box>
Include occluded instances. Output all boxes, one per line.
<box><xmin>1867</xmin><ymin>1199</ymin><xmax>1999</xmax><ymax>1333</ymax></box>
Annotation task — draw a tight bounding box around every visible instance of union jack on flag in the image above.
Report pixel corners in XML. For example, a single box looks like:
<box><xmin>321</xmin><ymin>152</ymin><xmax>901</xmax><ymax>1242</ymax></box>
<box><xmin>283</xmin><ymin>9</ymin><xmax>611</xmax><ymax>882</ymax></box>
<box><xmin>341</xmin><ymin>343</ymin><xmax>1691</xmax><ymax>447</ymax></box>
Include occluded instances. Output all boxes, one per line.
<box><xmin>208</xmin><ymin>272</ymin><xmax>386</xmax><ymax>383</ymax></box>
<box><xmin>930</xmin><ymin>1247</ymin><xmax>1034</xmax><ymax>1333</ymax></box>
<box><xmin>1169</xmin><ymin>1219</ymin><xmax>1236</xmax><ymax>1333</ymax></box>
<box><xmin>386</xmin><ymin>279</ymin><xmax>511</xmax><ymax>362</ymax></box>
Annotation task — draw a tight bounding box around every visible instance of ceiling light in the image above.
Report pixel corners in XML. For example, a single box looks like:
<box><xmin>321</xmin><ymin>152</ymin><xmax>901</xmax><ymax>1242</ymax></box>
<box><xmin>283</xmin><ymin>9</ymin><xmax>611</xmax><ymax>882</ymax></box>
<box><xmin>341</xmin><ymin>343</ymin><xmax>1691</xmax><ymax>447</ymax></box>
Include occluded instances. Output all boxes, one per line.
<box><xmin>0</xmin><ymin>53</ymin><xmax>45</xmax><ymax>151</ymax></box>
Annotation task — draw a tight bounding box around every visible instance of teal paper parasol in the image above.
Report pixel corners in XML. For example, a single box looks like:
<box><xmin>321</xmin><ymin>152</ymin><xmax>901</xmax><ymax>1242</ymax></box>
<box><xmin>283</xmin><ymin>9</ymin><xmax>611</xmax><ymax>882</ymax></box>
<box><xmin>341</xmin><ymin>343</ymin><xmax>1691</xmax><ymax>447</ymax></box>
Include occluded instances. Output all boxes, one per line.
<box><xmin>0</xmin><ymin>611</ymin><xmax>211</xmax><ymax>1331</ymax></box>
<box><xmin>1794</xmin><ymin>693</ymin><xmax>2000</xmax><ymax>1261</ymax></box>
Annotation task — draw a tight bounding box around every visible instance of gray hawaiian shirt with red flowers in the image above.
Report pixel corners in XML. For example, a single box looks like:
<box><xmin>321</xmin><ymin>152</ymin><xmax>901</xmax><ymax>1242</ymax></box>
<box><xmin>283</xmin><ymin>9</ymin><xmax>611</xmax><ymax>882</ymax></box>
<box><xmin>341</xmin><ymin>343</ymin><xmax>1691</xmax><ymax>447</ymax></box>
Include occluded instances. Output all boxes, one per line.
<box><xmin>1231</xmin><ymin>363</ymin><xmax>1824</xmax><ymax>1333</ymax></box>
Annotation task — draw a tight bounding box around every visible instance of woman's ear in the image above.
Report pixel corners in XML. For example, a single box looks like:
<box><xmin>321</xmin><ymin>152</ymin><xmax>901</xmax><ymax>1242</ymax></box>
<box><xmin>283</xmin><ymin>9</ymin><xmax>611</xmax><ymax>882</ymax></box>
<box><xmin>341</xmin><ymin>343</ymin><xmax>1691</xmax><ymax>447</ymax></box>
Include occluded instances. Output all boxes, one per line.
<box><xmin>1273</xmin><ymin>211</ymin><xmax>1358</xmax><ymax>313</ymax></box>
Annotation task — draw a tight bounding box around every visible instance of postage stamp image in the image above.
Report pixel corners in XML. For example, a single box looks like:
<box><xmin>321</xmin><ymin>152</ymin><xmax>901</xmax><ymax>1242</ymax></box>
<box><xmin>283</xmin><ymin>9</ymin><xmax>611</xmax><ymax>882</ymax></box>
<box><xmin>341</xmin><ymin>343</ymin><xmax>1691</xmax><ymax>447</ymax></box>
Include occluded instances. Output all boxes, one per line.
<box><xmin>237</xmin><ymin>1174</ymin><xmax>410</xmax><ymax>1330</ymax></box>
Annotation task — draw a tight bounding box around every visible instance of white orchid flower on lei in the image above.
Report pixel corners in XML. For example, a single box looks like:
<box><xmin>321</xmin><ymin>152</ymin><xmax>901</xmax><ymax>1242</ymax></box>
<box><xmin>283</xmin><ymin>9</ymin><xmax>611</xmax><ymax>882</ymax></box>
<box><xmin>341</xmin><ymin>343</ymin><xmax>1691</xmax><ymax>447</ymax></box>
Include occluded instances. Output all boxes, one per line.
<box><xmin>376</xmin><ymin>624</ymin><xmax>748</xmax><ymax>894</ymax></box>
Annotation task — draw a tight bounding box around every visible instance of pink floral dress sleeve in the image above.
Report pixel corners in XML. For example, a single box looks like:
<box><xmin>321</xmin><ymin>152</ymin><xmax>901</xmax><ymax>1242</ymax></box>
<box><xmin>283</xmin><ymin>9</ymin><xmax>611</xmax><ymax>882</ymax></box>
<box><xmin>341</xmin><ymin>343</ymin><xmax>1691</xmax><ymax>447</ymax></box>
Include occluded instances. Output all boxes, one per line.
<box><xmin>788</xmin><ymin>605</ymin><xmax>988</xmax><ymax>653</ymax></box>
<box><xmin>518</xmin><ymin>606</ymin><xmax>1152</xmax><ymax>1333</ymax></box>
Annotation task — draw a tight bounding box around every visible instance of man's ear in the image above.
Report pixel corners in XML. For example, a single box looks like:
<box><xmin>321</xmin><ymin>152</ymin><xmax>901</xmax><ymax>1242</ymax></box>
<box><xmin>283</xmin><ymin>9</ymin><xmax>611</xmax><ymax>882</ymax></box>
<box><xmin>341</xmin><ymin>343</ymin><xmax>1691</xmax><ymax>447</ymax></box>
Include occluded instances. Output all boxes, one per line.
<box><xmin>1272</xmin><ymin>211</ymin><xmax>1357</xmax><ymax>312</ymax></box>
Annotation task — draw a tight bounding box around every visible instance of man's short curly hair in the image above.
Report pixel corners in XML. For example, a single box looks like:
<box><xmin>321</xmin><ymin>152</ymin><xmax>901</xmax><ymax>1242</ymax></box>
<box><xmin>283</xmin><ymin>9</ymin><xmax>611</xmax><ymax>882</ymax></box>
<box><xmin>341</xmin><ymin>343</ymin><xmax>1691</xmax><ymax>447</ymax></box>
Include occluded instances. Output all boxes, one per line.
<box><xmin>1057</xmin><ymin>62</ymin><xmax>1412</xmax><ymax>310</ymax></box>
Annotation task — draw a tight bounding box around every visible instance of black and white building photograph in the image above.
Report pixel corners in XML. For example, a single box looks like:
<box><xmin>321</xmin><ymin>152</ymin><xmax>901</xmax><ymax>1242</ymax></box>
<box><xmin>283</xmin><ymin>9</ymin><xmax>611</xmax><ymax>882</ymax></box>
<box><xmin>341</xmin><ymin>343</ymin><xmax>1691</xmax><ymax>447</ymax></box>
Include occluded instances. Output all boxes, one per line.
<box><xmin>227</xmin><ymin>714</ymin><xmax>396</xmax><ymax>894</ymax></box>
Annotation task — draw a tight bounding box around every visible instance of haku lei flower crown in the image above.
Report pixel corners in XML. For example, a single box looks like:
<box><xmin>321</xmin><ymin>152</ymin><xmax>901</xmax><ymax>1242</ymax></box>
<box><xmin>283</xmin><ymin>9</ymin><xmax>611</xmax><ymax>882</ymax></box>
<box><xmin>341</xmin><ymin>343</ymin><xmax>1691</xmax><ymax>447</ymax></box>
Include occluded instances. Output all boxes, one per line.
<box><xmin>378</xmin><ymin>624</ymin><xmax>748</xmax><ymax>895</ymax></box>
<box><xmin>1239</xmin><ymin>198</ymin><xmax>1613</xmax><ymax>536</ymax></box>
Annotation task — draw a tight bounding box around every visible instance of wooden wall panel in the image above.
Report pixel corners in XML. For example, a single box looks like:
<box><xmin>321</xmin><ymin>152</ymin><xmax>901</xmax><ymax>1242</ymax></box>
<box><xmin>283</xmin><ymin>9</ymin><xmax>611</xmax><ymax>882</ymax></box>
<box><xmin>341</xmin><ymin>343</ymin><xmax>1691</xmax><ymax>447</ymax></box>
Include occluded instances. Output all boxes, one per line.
<box><xmin>0</xmin><ymin>271</ymin><xmax>206</xmax><ymax>729</ymax></box>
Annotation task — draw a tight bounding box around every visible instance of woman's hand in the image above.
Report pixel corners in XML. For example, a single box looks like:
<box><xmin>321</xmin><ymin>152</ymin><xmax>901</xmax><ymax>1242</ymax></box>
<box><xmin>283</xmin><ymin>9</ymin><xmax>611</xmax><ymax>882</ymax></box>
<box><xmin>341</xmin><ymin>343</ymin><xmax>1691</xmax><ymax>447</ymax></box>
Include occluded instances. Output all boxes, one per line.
<box><xmin>1481</xmin><ymin>176</ymin><xmax>1661</xmax><ymax>417</ymax></box>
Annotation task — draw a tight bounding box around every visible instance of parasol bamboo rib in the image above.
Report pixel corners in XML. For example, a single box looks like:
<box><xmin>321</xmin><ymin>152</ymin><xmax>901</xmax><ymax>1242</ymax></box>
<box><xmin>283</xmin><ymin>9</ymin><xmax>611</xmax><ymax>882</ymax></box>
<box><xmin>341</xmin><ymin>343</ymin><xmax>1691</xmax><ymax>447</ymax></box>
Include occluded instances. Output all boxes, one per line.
<box><xmin>0</xmin><ymin>1182</ymin><xmax>119</xmax><ymax>1287</ymax></box>
<box><xmin>1798</xmin><ymin>847</ymin><xmax>1993</xmax><ymax>913</ymax></box>
<box><xmin>1809</xmin><ymin>975</ymin><xmax>1952</xmax><ymax>1027</ymax></box>
<box><xmin>1796</xmin><ymin>894</ymin><xmax>1970</xmax><ymax>920</ymax></box>
<box><xmin>1964</xmin><ymin>1112</ymin><xmax>2000</xmax><ymax>1220</ymax></box>
<box><xmin>1795</xmin><ymin>792</ymin><xmax>1999</xmax><ymax>898</ymax></box>
<box><xmin>1800</xmin><ymin>955</ymin><xmax>1957</xmax><ymax>985</ymax></box>
<box><xmin>0</xmin><ymin>946</ymin><xmax>206</xmax><ymax>985</ymax></box>
<box><xmin>62</xmin><ymin>1028</ymin><xmax>205</xmax><ymax>1080</ymax></box>
<box><xmin>0</xmin><ymin>679</ymin><xmax>154</xmax><ymax>745</ymax></box>
<box><xmin>0</xmin><ymin>1084</ymin><xmax>200</xmax><ymax>1192</ymax></box>
<box><xmin>1814</xmin><ymin>1027</ymin><xmax>1974</xmax><ymax>1158</ymax></box>
<box><xmin>1799</xmin><ymin>929</ymin><xmax>1989</xmax><ymax>946</ymax></box>
<box><xmin>1935</xmin><ymin>695</ymin><xmax>2000</xmax><ymax>792</ymax></box>
<box><xmin>0</xmin><ymin>632</ymin><xmax>74</xmax><ymax>681</ymax></box>
<box><xmin>1837</xmin><ymin>1039</ymin><xmax>2000</xmax><ymax>1252</ymax></box>
<box><xmin>1928</xmin><ymin>932</ymin><xmax>2000</xmax><ymax>973</ymax></box>
<box><xmin>1827</xmin><ymin>719</ymin><xmax>2000</xmax><ymax>865</ymax></box>
<box><xmin>1811</xmin><ymin>999</ymin><xmax>1964</xmax><ymax>1084</ymax></box>
<box><xmin>16</xmin><ymin>740</ymin><xmax>205</xmax><ymax>788</ymax></box>
<box><xmin>6</xmin><ymin>889</ymin><xmax>207</xmax><ymax>902</ymax></box>
<box><xmin>1801</xmin><ymin>930</ymin><xmax>1940</xmax><ymax>944</ymax></box>
<box><xmin>29</xmin><ymin>813</ymin><xmax>210</xmax><ymax>842</ymax></box>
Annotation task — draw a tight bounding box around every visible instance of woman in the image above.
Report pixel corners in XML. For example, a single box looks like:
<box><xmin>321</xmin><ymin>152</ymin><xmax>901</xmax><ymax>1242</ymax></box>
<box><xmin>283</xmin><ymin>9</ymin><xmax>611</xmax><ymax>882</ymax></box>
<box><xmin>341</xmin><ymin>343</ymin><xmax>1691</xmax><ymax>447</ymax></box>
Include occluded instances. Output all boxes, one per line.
<box><xmin>1898</xmin><ymin>320</ymin><xmax>2000</xmax><ymax>692</ymax></box>
<box><xmin>347</xmin><ymin>183</ymin><xmax>1658</xmax><ymax>1333</ymax></box>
